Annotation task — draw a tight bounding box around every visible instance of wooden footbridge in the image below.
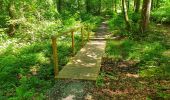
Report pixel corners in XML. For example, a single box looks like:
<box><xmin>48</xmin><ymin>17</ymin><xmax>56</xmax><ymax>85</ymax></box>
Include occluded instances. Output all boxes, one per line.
<box><xmin>51</xmin><ymin>21</ymin><xmax>108</xmax><ymax>81</ymax></box>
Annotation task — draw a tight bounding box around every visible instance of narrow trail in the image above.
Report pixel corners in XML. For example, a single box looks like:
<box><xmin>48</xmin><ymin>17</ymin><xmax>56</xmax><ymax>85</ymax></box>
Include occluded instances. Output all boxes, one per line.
<box><xmin>94</xmin><ymin>19</ymin><xmax>109</xmax><ymax>38</ymax></box>
<box><xmin>47</xmin><ymin>18</ymin><xmax>110</xmax><ymax>100</ymax></box>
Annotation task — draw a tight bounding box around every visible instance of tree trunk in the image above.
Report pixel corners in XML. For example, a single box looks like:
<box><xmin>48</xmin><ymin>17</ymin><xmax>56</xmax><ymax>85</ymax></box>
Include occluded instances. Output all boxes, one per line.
<box><xmin>135</xmin><ymin>0</ymin><xmax>140</xmax><ymax>13</ymax></box>
<box><xmin>122</xmin><ymin>0</ymin><xmax>131</xmax><ymax>29</ymax></box>
<box><xmin>7</xmin><ymin>1</ymin><xmax>16</xmax><ymax>36</ymax></box>
<box><xmin>141</xmin><ymin>0</ymin><xmax>152</xmax><ymax>32</ymax></box>
<box><xmin>57</xmin><ymin>0</ymin><xmax>62</xmax><ymax>13</ymax></box>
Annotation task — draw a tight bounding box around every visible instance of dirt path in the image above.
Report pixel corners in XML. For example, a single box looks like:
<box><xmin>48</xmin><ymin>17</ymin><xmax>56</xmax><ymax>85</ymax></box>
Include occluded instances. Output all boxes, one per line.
<box><xmin>94</xmin><ymin>19</ymin><xmax>109</xmax><ymax>38</ymax></box>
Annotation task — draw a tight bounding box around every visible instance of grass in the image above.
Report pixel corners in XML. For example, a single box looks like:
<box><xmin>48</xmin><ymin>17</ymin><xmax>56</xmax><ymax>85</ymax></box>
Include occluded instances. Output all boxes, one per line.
<box><xmin>151</xmin><ymin>0</ymin><xmax>170</xmax><ymax>23</ymax></box>
<box><xmin>0</xmin><ymin>30</ymin><xmax>85</xmax><ymax>99</ymax></box>
<box><xmin>105</xmin><ymin>32</ymin><xmax>169</xmax><ymax>77</ymax></box>
<box><xmin>0</xmin><ymin>34</ymin><xmax>83</xmax><ymax>99</ymax></box>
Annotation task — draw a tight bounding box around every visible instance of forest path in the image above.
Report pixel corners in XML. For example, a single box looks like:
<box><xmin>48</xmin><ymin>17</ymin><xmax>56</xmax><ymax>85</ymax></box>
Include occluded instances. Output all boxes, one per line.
<box><xmin>47</xmin><ymin>18</ymin><xmax>110</xmax><ymax>100</ymax></box>
<box><xmin>56</xmin><ymin>18</ymin><xmax>109</xmax><ymax>80</ymax></box>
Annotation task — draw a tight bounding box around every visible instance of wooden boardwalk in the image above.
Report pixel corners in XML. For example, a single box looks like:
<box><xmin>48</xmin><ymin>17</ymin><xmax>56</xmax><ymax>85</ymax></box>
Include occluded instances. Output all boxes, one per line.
<box><xmin>57</xmin><ymin>40</ymin><xmax>106</xmax><ymax>80</ymax></box>
<box><xmin>56</xmin><ymin>20</ymin><xmax>108</xmax><ymax>80</ymax></box>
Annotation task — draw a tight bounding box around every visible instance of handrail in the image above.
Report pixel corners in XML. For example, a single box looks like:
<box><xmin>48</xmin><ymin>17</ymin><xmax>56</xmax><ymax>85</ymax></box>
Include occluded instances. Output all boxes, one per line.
<box><xmin>51</xmin><ymin>25</ymin><xmax>90</xmax><ymax>78</ymax></box>
<box><xmin>53</xmin><ymin>25</ymin><xmax>84</xmax><ymax>37</ymax></box>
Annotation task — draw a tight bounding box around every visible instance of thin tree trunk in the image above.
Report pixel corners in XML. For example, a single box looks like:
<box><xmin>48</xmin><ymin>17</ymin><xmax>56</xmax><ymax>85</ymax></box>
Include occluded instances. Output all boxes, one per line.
<box><xmin>122</xmin><ymin>0</ymin><xmax>131</xmax><ymax>30</ymax></box>
<box><xmin>7</xmin><ymin>1</ymin><xmax>16</xmax><ymax>36</ymax></box>
<box><xmin>135</xmin><ymin>0</ymin><xmax>140</xmax><ymax>13</ymax></box>
<box><xmin>141</xmin><ymin>0</ymin><xmax>152</xmax><ymax>32</ymax></box>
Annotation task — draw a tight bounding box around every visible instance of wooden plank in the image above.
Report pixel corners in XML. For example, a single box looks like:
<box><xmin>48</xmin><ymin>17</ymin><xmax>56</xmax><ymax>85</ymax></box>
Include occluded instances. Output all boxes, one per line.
<box><xmin>56</xmin><ymin>40</ymin><xmax>106</xmax><ymax>80</ymax></box>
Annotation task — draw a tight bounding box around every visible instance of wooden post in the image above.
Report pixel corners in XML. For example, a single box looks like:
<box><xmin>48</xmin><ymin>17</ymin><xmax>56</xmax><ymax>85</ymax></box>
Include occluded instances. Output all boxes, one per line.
<box><xmin>88</xmin><ymin>26</ymin><xmax>90</xmax><ymax>41</ymax></box>
<box><xmin>71</xmin><ymin>31</ymin><xmax>75</xmax><ymax>55</ymax></box>
<box><xmin>51</xmin><ymin>35</ymin><xmax>59</xmax><ymax>78</ymax></box>
<box><xmin>81</xmin><ymin>27</ymin><xmax>84</xmax><ymax>46</ymax></box>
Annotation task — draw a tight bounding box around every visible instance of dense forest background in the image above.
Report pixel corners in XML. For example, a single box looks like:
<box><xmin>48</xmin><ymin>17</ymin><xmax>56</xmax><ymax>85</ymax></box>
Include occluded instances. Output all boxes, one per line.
<box><xmin>0</xmin><ymin>0</ymin><xmax>170</xmax><ymax>99</ymax></box>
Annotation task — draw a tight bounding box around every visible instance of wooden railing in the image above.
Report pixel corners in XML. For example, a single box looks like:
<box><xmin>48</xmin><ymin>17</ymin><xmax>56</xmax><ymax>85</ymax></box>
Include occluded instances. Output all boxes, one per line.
<box><xmin>51</xmin><ymin>25</ymin><xmax>90</xmax><ymax>78</ymax></box>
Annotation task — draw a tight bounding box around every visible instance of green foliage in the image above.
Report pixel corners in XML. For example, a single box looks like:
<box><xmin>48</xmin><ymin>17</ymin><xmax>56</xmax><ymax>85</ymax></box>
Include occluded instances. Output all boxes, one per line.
<box><xmin>108</xmin><ymin>14</ymin><xmax>125</xmax><ymax>32</ymax></box>
<box><xmin>157</xmin><ymin>92</ymin><xmax>170</xmax><ymax>99</ymax></box>
<box><xmin>81</xmin><ymin>13</ymin><xmax>102</xmax><ymax>30</ymax></box>
<box><xmin>105</xmin><ymin>40</ymin><xmax>124</xmax><ymax>59</ymax></box>
<box><xmin>96</xmin><ymin>72</ymin><xmax>105</xmax><ymax>87</ymax></box>
<box><xmin>106</xmin><ymin>37</ymin><xmax>168</xmax><ymax>77</ymax></box>
<box><xmin>152</xmin><ymin>0</ymin><xmax>170</xmax><ymax>23</ymax></box>
<box><xmin>0</xmin><ymin>33</ymin><xmax>85</xmax><ymax>98</ymax></box>
<box><xmin>130</xmin><ymin>13</ymin><xmax>141</xmax><ymax>23</ymax></box>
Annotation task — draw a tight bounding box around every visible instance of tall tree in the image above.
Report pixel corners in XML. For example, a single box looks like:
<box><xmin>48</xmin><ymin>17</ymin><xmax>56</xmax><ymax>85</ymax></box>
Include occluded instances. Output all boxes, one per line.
<box><xmin>122</xmin><ymin>0</ymin><xmax>131</xmax><ymax>29</ymax></box>
<box><xmin>135</xmin><ymin>0</ymin><xmax>141</xmax><ymax>13</ymax></box>
<box><xmin>141</xmin><ymin>0</ymin><xmax>152</xmax><ymax>32</ymax></box>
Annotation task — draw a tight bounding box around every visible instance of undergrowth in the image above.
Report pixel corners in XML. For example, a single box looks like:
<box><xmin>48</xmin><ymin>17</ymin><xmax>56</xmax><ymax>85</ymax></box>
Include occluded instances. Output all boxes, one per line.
<box><xmin>0</xmin><ymin>13</ymin><xmax>102</xmax><ymax>99</ymax></box>
<box><xmin>152</xmin><ymin>0</ymin><xmax>170</xmax><ymax>23</ymax></box>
